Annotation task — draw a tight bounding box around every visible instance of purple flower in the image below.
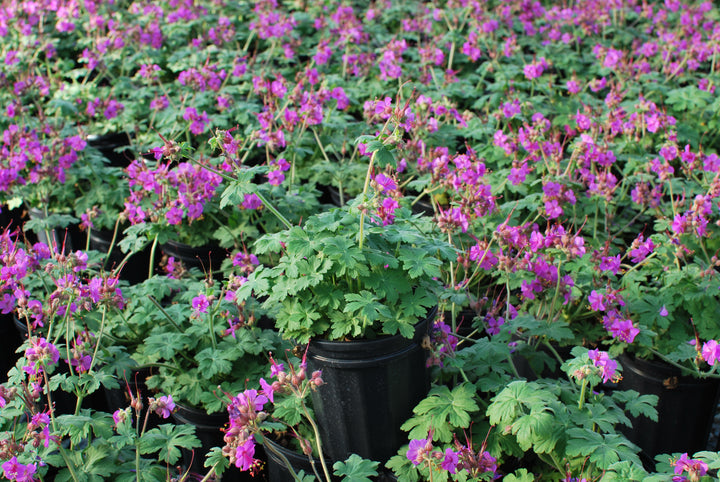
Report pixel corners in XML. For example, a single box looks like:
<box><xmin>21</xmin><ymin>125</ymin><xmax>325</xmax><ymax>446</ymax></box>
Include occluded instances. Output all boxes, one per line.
<box><xmin>2</xmin><ymin>457</ymin><xmax>37</xmax><ymax>482</ymax></box>
<box><xmin>166</xmin><ymin>206</ymin><xmax>184</xmax><ymax>225</ymax></box>
<box><xmin>241</xmin><ymin>193</ymin><xmax>262</xmax><ymax>210</ymax></box>
<box><xmin>267</xmin><ymin>170</ymin><xmax>285</xmax><ymax>186</ymax></box>
<box><xmin>25</xmin><ymin>337</ymin><xmax>60</xmax><ymax>372</ymax></box>
<box><xmin>269</xmin><ymin>358</ymin><xmax>285</xmax><ymax>377</ymax></box>
<box><xmin>702</xmin><ymin>340</ymin><xmax>720</xmax><ymax>366</ymax></box>
<box><xmin>566</xmin><ymin>79</ymin><xmax>581</xmax><ymax>94</ymax></box>
<box><xmin>154</xmin><ymin>395</ymin><xmax>175</xmax><ymax>418</ymax></box>
<box><xmin>588</xmin><ymin>349</ymin><xmax>620</xmax><ymax>383</ymax></box>
<box><xmin>659</xmin><ymin>305</ymin><xmax>669</xmax><ymax>317</ymax></box>
<box><xmin>70</xmin><ymin>355</ymin><xmax>92</xmax><ymax>373</ymax></box>
<box><xmin>599</xmin><ymin>255</ymin><xmax>621</xmax><ymax>275</ymax></box>
<box><xmin>235</xmin><ymin>438</ymin><xmax>256</xmax><ymax>471</ymax></box>
<box><xmin>406</xmin><ymin>435</ymin><xmax>432</xmax><ymax>465</ymax></box>
<box><xmin>192</xmin><ymin>294</ymin><xmax>210</xmax><ymax>315</ymax></box>
<box><xmin>588</xmin><ymin>290</ymin><xmax>605</xmax><ymax>312</ymax></box>
<box><xmin>441</xmin><ymin>448</ymin><xmax>459</xmax><ymax>473</ymax></box>
<box><xmin>374</xmin><ymin>173</ymin><xmax>397</xmax><ymax>192</ymax></box>
<box><xmin>629</xmin><ymin>235</ymin><xmax>654</xmax><ymax>263</ymax></box>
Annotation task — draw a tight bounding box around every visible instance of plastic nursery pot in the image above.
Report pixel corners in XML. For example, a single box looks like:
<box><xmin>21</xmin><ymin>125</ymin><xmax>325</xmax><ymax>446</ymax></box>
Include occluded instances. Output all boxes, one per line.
<box><xmin>307</xmin><ymin>305</ymin><xmax>437</xmax><ymax>464</ymax></box>
<box><xmin>88</xmin><ymin>228</ymin><xmax>150</xmax><ymax>285</ymax></box>
<box><xmin>160</xmin><ymin>240</ymin><xmax>228</xmax><ymax>277</ymax></box>
<box><xmin>86</xmin><ymin>132</ymin><xmax>135</xmax><ymax>168</ymax></box>
<box><xmin>26</xmin><ymin>207</ymin><xmax>82</xmax><ymax>252</ymax></box>
<box><xmin>264</xmin><ymin>434</ymin><xmax>329</xmax><ymax>482</ymax></box>
<box><xmin>172</xmin><ymin>403</ymin><xmax>261</xmax><ymax>482</ymax></box>
<box><xmin>616</xmin><ymin>353</ymin><xmax>720</xmax><ymax>461</ymax></box>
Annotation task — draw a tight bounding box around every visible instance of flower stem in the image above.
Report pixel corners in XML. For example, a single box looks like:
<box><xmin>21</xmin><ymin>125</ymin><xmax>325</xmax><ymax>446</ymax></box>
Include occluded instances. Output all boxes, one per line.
<box><xmin>578</xmin><ymin>378</ymin><xmax>588</xmax><ymax>410</ymax></box>
<box><xmin>101</xmin><ymin>216</ymin><xmax>123</xmax><ymax>272</ymax></box>
<box><xmin>262</xmin><ymin>438</ymin><xmax>303</xmax><ymax>482</ymax></box>
<box><xmin>148</xmin><ymin>233</ymin><xmax>159</xmax><ymax>279</ymax></box>
<box><xmin>302</xmin><ymin>402</ymin><xmax>332</xmax><ymax>482</ymax></box>
<box><xmin>147</xmin><ymin>295</ymin><xmax>184</xmax><ymax>333</ymax></box>
<box><xmin>357</xmin><ymin>151</ymin><xmax>376</xmax><ymax>251</ymax></box>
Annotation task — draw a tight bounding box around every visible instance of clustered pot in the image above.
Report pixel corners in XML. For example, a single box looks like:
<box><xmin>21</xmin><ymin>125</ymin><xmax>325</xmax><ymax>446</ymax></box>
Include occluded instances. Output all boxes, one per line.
<box><xmin>616</xmin><ymin>354</ymin><xmax>720</xmax><ymax>460</ymax></box>
<box><xmin>307</xmin><ymin>306</ymin><xmax>436</xmax><ymax>464</ymax></box>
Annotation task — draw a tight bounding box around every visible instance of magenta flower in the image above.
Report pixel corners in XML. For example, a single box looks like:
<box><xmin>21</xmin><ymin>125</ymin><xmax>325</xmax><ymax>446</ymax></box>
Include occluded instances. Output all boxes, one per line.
<box><xmin>259</xmin><ymin>378</ymin><xmax>274</xmax><ymax>403</ymax></box>
<box><xmin>702</xmin><ymin>340</ymin><xmax>720</xmax><ymax>366</ymax></box>
<box><xmin>112</xmin><ymin>408</ymin><xmax>129</xmax><ymax>427</ymax></box>
<box><xmin>154</xmin><ymin>395</ymin><xmax>175</xmax><ymax>418</ymax></box>
<box><xmin>608</xmin><ymin>318</ymin><xmax>639</xmax><ymax>344</ymax></box>
<box><xmin>1</xmin><ymin>457</ymin><xmax>36</xmax><ymax>482</ymax></box>
<box><xmin>588</xmin><ymin>290</ymin><xmax>605</xmax><ymax>311</ymax></box>
<box><xmin>523</xmin><ymin>57</ymin><xmax>547</xmax><ymax>80</ymax></box>
<box><xmin>374</xmin><ymin>173</ymin><xmax>397</xmax><ymax>192</ymax></box>
<box><xmin>673</xmin><ymin>453</ymin><xmax>708</xmax><ymax>480</ymax></box>
<box><xmin>235</xmin><ymin>438</ymin><xmax>256</xmax><ymax>471</ymax></box>
<box><xmin>588</xmin><ymin>349</ymin><xmax>620</xmax><ymax>383</ymax></box>
<box><xmin>441</xmin><ymin>448</ymin><xmax>459</xmax><ymax>473</ymax></box>
<box><xmin>407</xmin><ymin>435</ymin><xmax>432</xmax><ymax>465</ymax></box>
<box><xmin>192</xmin><ymin>294</ymin><xmax>210</xmax><ymax>315</ymax></box>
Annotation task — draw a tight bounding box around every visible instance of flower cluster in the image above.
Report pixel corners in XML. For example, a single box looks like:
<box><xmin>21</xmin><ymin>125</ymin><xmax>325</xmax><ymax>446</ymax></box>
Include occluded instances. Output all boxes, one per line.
<box><xmin>406</xmin><ymin>431</ymin><xmax>497</xmax><ymax>479</ymax></box>
<box><xmin>587</xmin><ymin>349</ymin><xmax>620</xmax><ymax>384</ymax></box>
<box><xmin>222</xmin><ymin>352</ymin><xmax>324</xmax><ymax>473</ymax></box>
<box><xmin>671</xmin><ymin>453</ymin><xmax>708</xmax><ymax>482</ymax></box>
<box><xmin>124</xmin><ymin>158</ymin><xmax>223</xmax><ymax>226</ymax></box>
<box><xmin>425</xmin><ymin>317</ymin><xmax>459</xmax><ymax>368</ymax></box>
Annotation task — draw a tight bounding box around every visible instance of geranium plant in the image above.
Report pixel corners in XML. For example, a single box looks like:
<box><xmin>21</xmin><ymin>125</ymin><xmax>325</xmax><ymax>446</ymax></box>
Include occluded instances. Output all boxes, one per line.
<box><xmin>130</xmin><ymin>263</ymin><xmax>286</xmax><ymax>414</ymax></box>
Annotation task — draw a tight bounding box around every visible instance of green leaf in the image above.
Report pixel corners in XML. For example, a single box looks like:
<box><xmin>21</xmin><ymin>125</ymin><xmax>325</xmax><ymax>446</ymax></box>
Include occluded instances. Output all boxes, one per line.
<box><xmin>612</xmin><ymin>391</ymin><xmax>658</xmax><ymax>422</ymax></box>
<box><xmin>343</xmin><ymin>291</ymin><xmax>391</xmax><ymax>323</ymax></box>
<box><xmin>401</xmin><ymin>383</ymin><xmax>479</xmax><ymax>443</ymax></box>
<box><xmin>196</xmin><ymin>347</ymin><xmax>236</xmax><ymax>378</ymax></box>
<box><xmin>503</xmin><ymin>469</ymin><xmax>535</xmax><ymax>482</ymax></box>
<box><xmin>139</xmin><ymin>424</ymin><xmax>201</xmax><ymax>465</ymax></box>
<box><xmin>333</xmin><ymin>454</ymin><xmax>380</xmax><ymax>482</ymax></box>
<box><xmin>374</xmin><ymin>145</ymin><xmax>396</xmax><ymax>168</ymax></box>
<box><xmin>204</xmin><ymin>446</ymin><xmax>230</xmax><ymax>477</ymax></box>
<box><xmin>398</xmin><ymin>247</ymin><xmax>442</xmax><ymax>279</ymax></box>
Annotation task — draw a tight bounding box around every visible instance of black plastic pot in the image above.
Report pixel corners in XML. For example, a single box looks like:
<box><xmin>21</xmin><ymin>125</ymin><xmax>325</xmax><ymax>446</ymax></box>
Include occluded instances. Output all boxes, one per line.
<box><xmin>172</xmin><ymin>404</ymin><xmax>255</xmax><ymax>482</ymax></box>
<box><xmin>0</xmin><ymin>204</ymin><xmax>26</xmax><ymax>232</ymax></box>
<box><xmin>88</xmin><ymin>228</ymin><xmax>149</xmax><ymax>284</ymax></box>
<box><xmin>264</xmin><ymin>435</ymin><xmax>328</xmax><ymax>482</ymax></box>
<box><xmin>307</xmin><ymin>306</ymin><xmax>436</xmax><ymax>464</ymax></box>
<box><xmin>26</xmin><ymin>207</ymin><xmax>82</xmax><ymax>252</ymax></box>
<box><xmin>86</xmin><ymin>132</ymin><xmax>135</xmax><ymax>168</ymax></box>
<box><xmin>616</xmin><ymin>354</ymin><xmax>720</xmax><ymax>460</ymax></box>
<box><xmin>160</xmin><ymin>240</ymin><xmax>228</xmax><ymax>277</ymax></box>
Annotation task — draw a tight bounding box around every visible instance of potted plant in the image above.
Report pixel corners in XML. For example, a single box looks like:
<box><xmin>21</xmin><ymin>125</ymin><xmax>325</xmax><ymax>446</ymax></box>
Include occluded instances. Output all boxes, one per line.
<box><xmin>219</xmin><ymin>352</ymin><xmax>383</xmax><ymax>482</ymax></box>
<box><xmin>128</xmin><ymin>258</ymin><xmax>286</xmax><ymax>477</ymax></box>
<box><xmin>388</xmin><ymin>337</ymin><xmax>656</xmax><ymax>480</ymax></box>
<box><xmin>231</xmin><ymin>105</ymin><xmax>456</xmax><ymax>464</ymax></box>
